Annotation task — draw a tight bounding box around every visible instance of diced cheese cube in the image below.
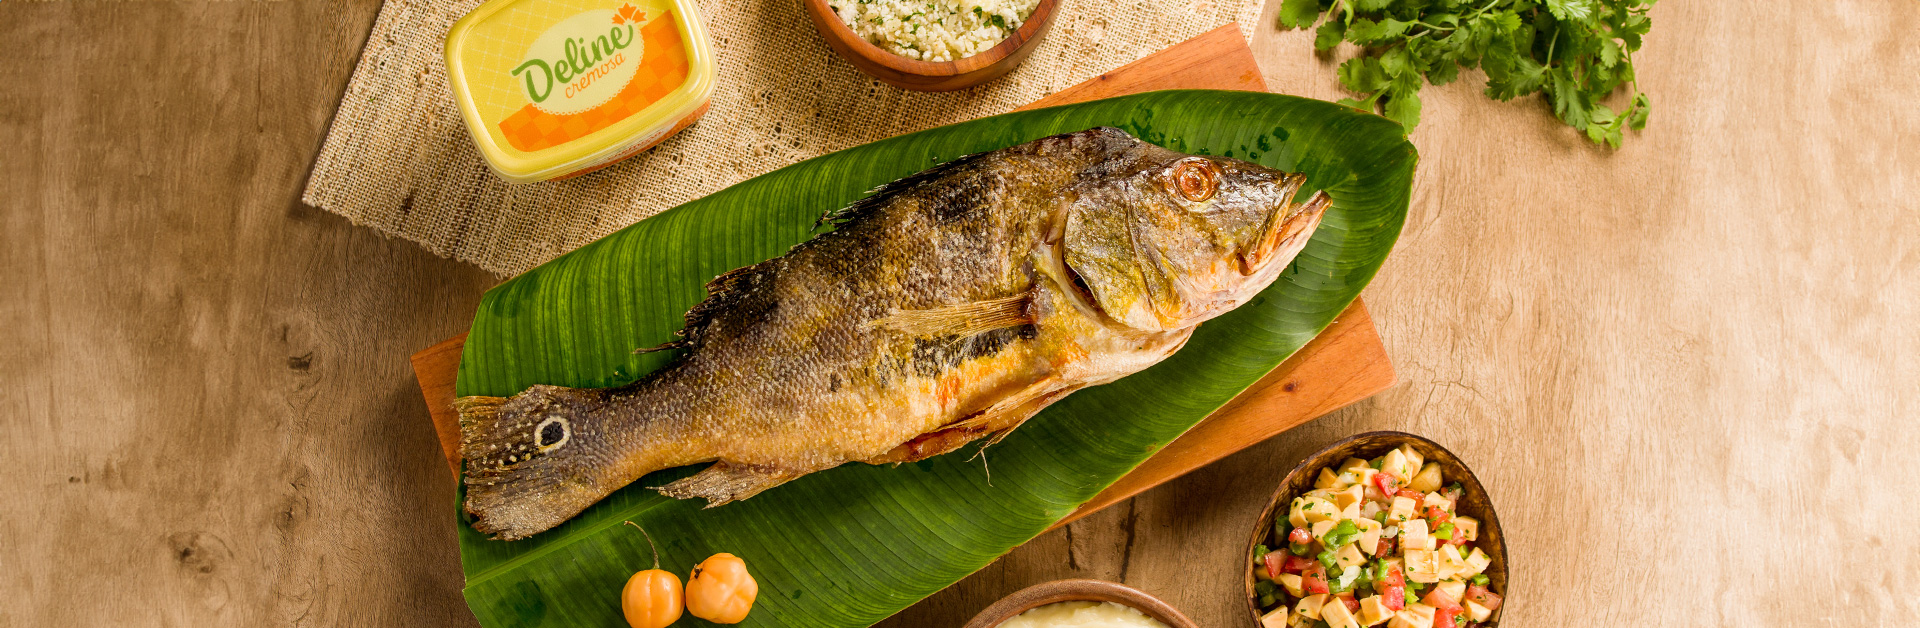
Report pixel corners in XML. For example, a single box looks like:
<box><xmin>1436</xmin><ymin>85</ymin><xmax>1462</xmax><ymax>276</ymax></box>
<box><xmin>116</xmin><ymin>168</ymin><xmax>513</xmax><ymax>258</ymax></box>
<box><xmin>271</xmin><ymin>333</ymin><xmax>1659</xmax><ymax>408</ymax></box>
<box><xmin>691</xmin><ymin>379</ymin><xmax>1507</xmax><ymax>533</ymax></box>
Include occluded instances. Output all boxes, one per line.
<box><xmin>1334</xmin><ymin>484</ymin><xmax>1366</xmax><ymax>510</ymax></box>
<box><xmin>1354</xmin><ymin>517</ymin><xmax>1383</xmax><ymax>555</ymax></box>
<box><xmin>1437</xmin><ymin>545</ymin><xmax>1467</xmax><ymax>580</ymax></box>
<box><xmin>1422</xmin><ymin>491</ymin><xmax>1454</xmax><ymax>512</ymax></box>
<box><xmin>1289</xmin><ymin>611</ymin><xmax>1315</xmax><ymax>628</ymax></box>
<box><xmin>1388</xmin><ymin>607</ymin><xmax>1433</xmax><ymax>628</ymax></box>
<box><xmin>1388</xmin><ymin>496</ymin><xmax>1417</xmax><ymax>523</ymax></box>
<box><xmin>1277</xmin><ymin>573</ymin><xmax>1304</xmax><ymax>597</ymax></box>
<box><xmin>1353</xmin><ymin>467</ymin><xmax>1379</xmax><ymax>489</ymax></box>
<box><xmin>1332</xmin><ymin>471</ymin><xmax>1358</xmax><ymax>491</ymax></box>
<box><xmin>1461</xmin><ymin>547</ymin><xmax>1491</xmax><ymax>577</ymax></box>
<box><xmin>1295</xmin><ymin>593</ymin><xmax>1328</xmax><ymax>620</ymax></box>
<box><xmin>1341</xmin><ymin>457</ymin><xmax>1372</xmax><ymax>473</ymax></box>
<box><xmin>1402</xmin><ymin>550</ymin><xmax>1440</xmax><ymax>583</ymax></box>
<box><xmin>1465</xmin><ymin>600</ymin><xmax>1493</xmax><ymax>623</ymax></box>
<box><xmin>1405</xmin><ymin>462</ymin><xmax>1443</xmax><ymax>492</ymax></box>
<box><xmin>1312</xmin><ymin>519</ymin><xmax>1337</xmax><ymax>540</ymax></box>
<box><xmin>1357</xmin><ymin>595</ymin><xmax>1394</xmax><ymax>626</ymax></box>
<box><xmin>1435</xmin><ymin>580</ymin><xmax>1465</xmax><ymax>603</ymax></box>
<box><xmin>1261</xmin><ymin>607</ymin><xmax>1290</xmax><ymax>628</ymax></box>
<box><xmin>1341</xmin><ymin>501</ymin><xmax>1362</xmax><ymax>521</ymax></box>
<box><xmin>1452</xmin><ymin>516</ymin><xmax>1479</xmax><ymax>543</ymax></box>
<box><xmin>1401</xmin><ymin>518</ymin><xmax>1434</xmax><ymax>551</ymax></box>
<box><xmin>1316</xmin><ymin>468</ymin><xmax>1341</xmax><ymax>490</ymax></box>
<box><xmin>1397</xmin><ymin>445</ymin><xmax>1424</xmax><ymax>472</ymax></box>
<box><xmin>1321</xmin><ymin>596</ymin><xmax>1361</xmax><ymax>628</ymax></box>
<box><xmin>1382</xmin><ymin>449</ymin><xmax>1413</xmax><ymax>481</ymax></box>
<box><xmin>1335</xmin><ymin>543</ymin><xmax>1367</xmax><ymax>570</ymax></box>
<box><xmin>1302</xmin><ymin>496</ymin><xmax>1338</xmax><ymax>523</ymax></box>
<box><xmin>1289</xmin><ymin>497</ymin><xmax>1310</xmax><ymax>528</ymax></box>
<box><xmin>1404</xmin><ymin>603</ymin><xmax>1436</xmax><ymax>621</ymax></box>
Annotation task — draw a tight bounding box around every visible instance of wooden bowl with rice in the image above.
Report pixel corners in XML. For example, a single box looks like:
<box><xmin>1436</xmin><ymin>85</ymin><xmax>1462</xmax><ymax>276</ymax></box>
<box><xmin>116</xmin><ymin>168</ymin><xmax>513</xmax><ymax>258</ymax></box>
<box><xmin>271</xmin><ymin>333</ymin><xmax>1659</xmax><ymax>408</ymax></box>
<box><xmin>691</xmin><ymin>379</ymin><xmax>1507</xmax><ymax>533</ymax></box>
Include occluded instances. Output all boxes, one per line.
<box><xmin>801</xmin><ymin>0</ymin><xmax>1058</xmax><ymax>91</ymax></box>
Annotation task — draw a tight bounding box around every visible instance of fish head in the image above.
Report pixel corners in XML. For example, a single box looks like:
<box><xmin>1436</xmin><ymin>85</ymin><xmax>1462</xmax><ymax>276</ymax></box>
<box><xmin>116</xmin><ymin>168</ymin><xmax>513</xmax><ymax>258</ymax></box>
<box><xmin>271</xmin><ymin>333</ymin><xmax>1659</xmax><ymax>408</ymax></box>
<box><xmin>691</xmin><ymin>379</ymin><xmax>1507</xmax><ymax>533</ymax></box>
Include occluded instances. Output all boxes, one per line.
<box><xmin>1062</xmin><ymin>143</ymin><xmax>1328</xmax><ymax>332</ymax></box>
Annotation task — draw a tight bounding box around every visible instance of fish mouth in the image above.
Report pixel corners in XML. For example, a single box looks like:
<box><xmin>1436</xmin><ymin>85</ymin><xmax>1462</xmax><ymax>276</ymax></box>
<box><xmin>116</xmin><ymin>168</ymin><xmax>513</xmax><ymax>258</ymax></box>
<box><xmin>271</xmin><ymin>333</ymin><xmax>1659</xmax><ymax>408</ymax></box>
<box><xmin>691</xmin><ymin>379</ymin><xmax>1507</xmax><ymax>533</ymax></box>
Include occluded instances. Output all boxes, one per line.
<box><xmin>1239</xmin><ymin>175</ymin><xmax>1323</xmax><ymax>276</ymax></box>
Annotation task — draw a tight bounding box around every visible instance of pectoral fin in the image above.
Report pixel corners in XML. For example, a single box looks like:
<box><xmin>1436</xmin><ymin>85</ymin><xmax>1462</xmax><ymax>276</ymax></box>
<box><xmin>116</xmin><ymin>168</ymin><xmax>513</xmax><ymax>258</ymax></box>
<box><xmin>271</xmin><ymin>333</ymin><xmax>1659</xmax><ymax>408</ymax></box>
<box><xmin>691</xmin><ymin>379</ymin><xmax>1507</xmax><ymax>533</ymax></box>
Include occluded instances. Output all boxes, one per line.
<box><xmin>872</xmin><ymin>292</ymin><xmax>1032</xmax><ymax>338</ymax></box>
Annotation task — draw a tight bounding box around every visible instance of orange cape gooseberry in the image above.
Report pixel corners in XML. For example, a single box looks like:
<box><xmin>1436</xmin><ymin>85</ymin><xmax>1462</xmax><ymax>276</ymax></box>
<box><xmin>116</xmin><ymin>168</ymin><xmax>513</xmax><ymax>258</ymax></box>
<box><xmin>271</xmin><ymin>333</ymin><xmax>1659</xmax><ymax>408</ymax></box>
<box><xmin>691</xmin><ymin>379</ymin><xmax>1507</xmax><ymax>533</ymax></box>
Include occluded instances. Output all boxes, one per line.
<box><xmin>685</xmin><ymin>552</ymin><xmax>757</xmax><ymax>624</ymax></box>
<box><xmin>620</xmin><ymin>522</ymin><xmax>683</xmax><ymax>628</ymax></box>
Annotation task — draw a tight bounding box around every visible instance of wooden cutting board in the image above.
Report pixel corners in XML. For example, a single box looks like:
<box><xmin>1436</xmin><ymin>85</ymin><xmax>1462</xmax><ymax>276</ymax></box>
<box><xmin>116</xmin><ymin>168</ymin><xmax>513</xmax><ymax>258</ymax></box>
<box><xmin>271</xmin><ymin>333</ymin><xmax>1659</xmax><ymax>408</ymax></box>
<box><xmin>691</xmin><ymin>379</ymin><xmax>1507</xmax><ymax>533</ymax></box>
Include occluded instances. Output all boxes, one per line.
<box><xmin>409</xmin><ymin>23</ymin><xmax>1397</xmax><ymax>529</ymax></box>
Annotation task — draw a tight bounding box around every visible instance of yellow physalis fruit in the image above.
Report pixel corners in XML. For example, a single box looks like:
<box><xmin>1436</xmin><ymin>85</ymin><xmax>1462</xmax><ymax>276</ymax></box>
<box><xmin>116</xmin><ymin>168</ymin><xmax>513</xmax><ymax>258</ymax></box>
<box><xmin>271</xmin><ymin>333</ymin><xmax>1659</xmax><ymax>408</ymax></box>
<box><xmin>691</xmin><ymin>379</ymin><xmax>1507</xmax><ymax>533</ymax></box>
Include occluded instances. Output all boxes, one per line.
<box><xmin>685</xmin><ymin>552</ymin><xmax>757</xmax><ymax>624</ymax></box>
<box><xmin>620</xmin><ymin>522</ymin><xmax>683</xmax><ymax>628</ymax></box>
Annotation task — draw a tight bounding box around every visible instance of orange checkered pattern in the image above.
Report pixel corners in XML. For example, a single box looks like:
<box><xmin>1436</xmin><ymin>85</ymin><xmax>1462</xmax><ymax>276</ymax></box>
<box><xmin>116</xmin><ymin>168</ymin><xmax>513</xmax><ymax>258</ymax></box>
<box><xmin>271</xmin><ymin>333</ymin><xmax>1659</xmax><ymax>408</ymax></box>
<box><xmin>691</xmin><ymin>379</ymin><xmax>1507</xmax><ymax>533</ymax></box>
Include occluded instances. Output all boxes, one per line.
<box><xmin>497</xmin><ymin>13</ymin><xmax>690</xmax><ymax>153</ymax></box>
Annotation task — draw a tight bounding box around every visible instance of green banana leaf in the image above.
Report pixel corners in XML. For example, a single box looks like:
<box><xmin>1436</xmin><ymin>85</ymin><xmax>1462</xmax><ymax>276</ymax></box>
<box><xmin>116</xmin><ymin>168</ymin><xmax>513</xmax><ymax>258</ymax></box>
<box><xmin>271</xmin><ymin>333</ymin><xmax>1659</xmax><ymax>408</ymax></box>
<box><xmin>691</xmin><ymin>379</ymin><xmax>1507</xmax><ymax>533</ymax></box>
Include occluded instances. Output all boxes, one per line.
<box><xmin>453</xmin><ymin>89</ymin><xmax>1414</xmax><ymax>627</ymax></box>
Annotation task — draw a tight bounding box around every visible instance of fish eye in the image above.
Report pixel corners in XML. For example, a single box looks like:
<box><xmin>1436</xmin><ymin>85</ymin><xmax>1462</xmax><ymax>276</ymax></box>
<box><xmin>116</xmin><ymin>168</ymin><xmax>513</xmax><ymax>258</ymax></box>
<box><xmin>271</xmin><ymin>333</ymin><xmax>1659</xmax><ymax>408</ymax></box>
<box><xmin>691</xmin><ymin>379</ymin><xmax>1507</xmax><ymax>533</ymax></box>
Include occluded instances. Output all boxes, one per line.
<box><xmin>1170</xmin><ymin>158</ymin><xmax>1218</xmax><ymax>204</ymax></box>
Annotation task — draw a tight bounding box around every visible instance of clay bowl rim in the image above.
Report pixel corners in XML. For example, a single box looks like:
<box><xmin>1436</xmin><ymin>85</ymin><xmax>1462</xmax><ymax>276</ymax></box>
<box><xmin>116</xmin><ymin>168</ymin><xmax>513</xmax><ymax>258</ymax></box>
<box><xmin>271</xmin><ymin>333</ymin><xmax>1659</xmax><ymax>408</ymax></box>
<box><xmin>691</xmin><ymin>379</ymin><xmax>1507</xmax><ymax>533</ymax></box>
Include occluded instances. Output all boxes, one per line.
<box><xmin>799</xmin><ymin>0</ymin><xmax>1060</xmax><ymax>91</ymax></box>
<box><xmin>961</xmin><ymin>579</ymin><xmax>1200</xmax><ymax>628</ymax></box>
<box><xmin>1244</xmin><ymin>431</ymin><xmax>1510</xmax><ymax>626</ymax></box>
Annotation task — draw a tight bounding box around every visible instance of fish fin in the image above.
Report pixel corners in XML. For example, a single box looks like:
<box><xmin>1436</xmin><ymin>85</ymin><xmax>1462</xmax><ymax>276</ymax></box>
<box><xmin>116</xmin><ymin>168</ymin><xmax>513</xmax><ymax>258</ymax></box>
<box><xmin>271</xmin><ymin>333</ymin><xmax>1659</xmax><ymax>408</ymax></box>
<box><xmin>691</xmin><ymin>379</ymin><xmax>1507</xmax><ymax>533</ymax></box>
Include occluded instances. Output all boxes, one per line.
<box><xmin>873</xmin><ymin>292</ymin><xmax>1034</xmax><ymax>338</ymax></box>
<box><xmin>456</xmin><ymin>386</ymin><xmax>618</xmax><ymax>541</ymax></box>
<box><xmin>815</xmin><ymin>148</ymin><xmax>999</xmax><ymax>229</ymax></box>
<box><xmin>863</xmin><ymin>378</ymin><xmax>1077</xmax><ymax>464</ymax></box>
<box><xmin>655</xmin><ymin>462</ymin><xmax>803</xmax><ymax>507</ymax></box>
<box><xmin>679</xmin><ymin>263</ymin><xmax>779</xmax><ymax>349</ymax></box>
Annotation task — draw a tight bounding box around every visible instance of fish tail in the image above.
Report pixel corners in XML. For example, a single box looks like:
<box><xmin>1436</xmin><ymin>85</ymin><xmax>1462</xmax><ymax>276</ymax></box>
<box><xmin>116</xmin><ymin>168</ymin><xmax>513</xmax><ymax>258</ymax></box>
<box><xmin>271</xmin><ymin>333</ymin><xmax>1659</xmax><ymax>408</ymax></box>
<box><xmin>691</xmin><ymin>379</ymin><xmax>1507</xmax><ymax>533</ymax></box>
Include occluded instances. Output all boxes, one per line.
<box><xmin>455</xmin><ymin>385</ymin><xmax>629</xmax><ymax>540</ymax></box>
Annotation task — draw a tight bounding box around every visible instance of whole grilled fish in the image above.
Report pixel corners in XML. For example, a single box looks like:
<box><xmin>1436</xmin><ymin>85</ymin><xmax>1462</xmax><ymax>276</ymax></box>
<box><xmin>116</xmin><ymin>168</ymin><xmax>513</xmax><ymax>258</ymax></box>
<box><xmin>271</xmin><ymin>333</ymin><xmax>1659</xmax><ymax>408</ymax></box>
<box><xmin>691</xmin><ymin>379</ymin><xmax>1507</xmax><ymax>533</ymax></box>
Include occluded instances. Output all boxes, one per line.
<box><xmin>457</xmin><ymin>127</ymin><xmax>1330</xmax><ymax>540</ymax></box>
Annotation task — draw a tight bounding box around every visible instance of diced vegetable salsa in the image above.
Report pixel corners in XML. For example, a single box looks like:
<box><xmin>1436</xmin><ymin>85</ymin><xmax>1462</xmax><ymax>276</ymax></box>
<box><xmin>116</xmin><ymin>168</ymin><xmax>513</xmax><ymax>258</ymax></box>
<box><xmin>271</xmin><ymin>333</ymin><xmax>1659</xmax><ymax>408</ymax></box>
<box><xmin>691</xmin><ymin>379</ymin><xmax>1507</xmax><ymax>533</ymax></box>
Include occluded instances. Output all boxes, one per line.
<box><xmin>1254</xmin><ymin>445</ymin><xmax>1501</xmax><ymax>628</ymax></box>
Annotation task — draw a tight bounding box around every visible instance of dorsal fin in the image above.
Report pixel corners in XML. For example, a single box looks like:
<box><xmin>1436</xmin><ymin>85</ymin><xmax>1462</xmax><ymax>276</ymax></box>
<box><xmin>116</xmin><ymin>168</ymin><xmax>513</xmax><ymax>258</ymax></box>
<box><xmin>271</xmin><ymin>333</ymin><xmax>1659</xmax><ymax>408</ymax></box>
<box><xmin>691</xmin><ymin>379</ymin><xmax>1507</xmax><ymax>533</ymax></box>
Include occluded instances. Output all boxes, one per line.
<box><xmin>676</xmin><ymin>261</ymin><xmax>777</xmax><ymax>347</ymax></box>
<box><xmin>815</xmin><ymin>146</ymin><xmax>999</xmax><ymax>229</ymax></box>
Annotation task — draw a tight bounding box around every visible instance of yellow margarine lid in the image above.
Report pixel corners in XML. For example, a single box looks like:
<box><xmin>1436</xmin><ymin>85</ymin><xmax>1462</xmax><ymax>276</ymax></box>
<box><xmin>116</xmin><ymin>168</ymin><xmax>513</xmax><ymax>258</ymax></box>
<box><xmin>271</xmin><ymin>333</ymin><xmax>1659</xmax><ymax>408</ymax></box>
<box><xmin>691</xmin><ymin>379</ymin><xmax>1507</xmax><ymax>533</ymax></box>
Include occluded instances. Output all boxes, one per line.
<box><xmin>446</xmin><ymin>0</ymin><xmax>715</xmax><ymax>183</ymax></box>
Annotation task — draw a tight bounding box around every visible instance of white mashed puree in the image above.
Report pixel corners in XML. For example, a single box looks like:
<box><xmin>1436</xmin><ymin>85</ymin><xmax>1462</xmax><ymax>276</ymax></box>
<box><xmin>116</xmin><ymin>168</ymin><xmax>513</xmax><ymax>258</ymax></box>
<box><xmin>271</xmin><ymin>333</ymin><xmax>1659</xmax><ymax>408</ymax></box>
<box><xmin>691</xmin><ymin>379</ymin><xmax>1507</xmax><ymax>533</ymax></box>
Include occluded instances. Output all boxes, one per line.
<box><xmin>996</xmin><ymin>601</ymin><xmax>1170</xmax><ymax>628</ymax></box>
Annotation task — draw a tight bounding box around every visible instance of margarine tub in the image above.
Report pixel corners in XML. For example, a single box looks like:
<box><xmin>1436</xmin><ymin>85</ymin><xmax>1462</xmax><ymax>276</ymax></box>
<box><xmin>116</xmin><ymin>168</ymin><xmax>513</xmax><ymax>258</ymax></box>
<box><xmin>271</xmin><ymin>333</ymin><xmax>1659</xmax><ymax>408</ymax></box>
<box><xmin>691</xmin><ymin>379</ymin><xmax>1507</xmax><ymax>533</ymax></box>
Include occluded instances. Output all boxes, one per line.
<box><xmin>445</xmin><ymin>0</ymin><xmax>714</xmax><ymax>183</ymax></box>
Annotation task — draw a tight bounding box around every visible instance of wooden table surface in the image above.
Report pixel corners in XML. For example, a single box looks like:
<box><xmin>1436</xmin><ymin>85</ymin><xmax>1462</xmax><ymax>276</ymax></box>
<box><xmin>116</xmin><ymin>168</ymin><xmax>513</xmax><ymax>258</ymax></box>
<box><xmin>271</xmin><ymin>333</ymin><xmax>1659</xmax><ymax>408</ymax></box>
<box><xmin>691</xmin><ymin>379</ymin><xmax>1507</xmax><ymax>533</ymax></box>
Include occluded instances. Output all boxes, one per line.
<box><xmin>4</xmin><ymin>1</ymin><xmax>1916</xmax><ymax>626</ymax></box>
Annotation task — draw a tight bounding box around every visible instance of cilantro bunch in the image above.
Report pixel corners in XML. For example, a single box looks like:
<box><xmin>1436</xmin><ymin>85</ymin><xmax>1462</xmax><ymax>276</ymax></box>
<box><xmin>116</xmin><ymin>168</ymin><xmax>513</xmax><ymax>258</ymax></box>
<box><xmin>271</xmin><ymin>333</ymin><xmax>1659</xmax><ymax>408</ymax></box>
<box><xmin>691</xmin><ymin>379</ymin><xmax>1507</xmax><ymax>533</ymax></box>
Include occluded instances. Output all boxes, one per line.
<box><xmin>1279</xmin><ymin>0</ymin><xmax>1653</xmax><ymax>147</ymax></box>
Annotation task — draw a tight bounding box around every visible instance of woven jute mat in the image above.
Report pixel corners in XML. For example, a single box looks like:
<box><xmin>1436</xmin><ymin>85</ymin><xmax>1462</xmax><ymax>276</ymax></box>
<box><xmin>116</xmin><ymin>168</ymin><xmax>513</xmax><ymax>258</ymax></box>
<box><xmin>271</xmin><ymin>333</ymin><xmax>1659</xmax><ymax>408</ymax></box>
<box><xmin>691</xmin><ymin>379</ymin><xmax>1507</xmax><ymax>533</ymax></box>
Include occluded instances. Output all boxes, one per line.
<box><xmin>304</xmin><ymin>0</ymin><xmax>1262</xmax><ymax>276</ymax></box>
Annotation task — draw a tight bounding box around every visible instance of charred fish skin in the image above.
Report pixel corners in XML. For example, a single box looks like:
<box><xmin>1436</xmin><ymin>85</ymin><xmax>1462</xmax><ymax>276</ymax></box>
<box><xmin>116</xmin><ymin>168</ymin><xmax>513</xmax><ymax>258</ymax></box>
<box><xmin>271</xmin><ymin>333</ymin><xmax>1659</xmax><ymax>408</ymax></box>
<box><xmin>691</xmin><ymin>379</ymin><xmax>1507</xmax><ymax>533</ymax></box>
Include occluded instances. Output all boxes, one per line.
<box><xmin>456</xmin><ymin>127</ymin><xmax>1330</xmax><ymax>540</ymax></box>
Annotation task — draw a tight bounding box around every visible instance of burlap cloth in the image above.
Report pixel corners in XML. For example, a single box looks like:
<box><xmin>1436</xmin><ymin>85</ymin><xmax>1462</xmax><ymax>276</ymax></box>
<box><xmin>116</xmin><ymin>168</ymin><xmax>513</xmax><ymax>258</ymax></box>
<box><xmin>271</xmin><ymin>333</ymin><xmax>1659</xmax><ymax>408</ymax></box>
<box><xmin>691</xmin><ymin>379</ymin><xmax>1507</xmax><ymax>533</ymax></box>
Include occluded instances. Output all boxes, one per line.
<box><xmin>304</xmin><ymin>0</ymin><xmax>1264</xmax><ymax>276</ymax></box>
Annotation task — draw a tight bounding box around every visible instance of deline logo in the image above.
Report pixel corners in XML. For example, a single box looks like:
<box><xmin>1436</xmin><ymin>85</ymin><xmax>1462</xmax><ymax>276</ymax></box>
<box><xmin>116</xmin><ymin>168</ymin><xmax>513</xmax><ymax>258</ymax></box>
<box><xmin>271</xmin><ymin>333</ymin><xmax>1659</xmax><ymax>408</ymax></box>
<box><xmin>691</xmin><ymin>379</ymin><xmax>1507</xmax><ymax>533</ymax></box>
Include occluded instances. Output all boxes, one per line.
<box><xmin>511</xmin><ymin>4</ymin><xmax>646</xmax><ymax>115</ymax></box>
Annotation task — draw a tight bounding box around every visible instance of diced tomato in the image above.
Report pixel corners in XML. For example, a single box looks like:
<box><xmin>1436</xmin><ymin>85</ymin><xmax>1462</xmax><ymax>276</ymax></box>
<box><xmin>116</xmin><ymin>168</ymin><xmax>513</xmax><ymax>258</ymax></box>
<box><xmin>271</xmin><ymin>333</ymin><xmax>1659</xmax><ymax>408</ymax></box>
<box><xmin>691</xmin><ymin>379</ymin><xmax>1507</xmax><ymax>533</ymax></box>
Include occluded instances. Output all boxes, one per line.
<box><xmin>1423</xmin><ymin>589</ymin><xmax>1463</xmax><ymax>613</ymax></box>
<box><xmin>1334</xmin><ymin>592</ymin><xmax>1360</xmax><ymax>613</ymax></box>
<box><xmin>1378</xmin><ymin>565</ymin><xmax>1406</xmax><ymax>611</ymax></box>
<box><xmin>1432</xmin><ymin>610</ymin><xmax>1458</xmax><ymax>628</ymax></box>
<box><xmin>1425</xmin><ymin>506</ymin><xmax>1452</xmax><ymax>526</ymax></box>
<box><xmin>1381</xmin><ymin>585</ymin><xmax>1406</xmax><ymax>611</ymax></box>
<box><xmin>1379</xmin><ymin>565</ymin><xmax>1405</xmax><ymax>588</ymax></box>
<box><xmin>1442</xmin><ymin>487</ymin><xmax>1462</xmax><ymax>503</ymax></box>
<box><xmin>1396</xmin><ymin>489</ymin><xmax>1425</xmax><ymax>502</ymax></box>
<box><xmin>1288</xmin><ymin>526</ymin><xmax>1312</xmax><ymax>545</ymax></box>
<box><xmin>1282</xmin><ymin>555</ymin><xmax>1315</xmax><ymax>574</ymax></box>
<box><xmin>1262</xmin><ymin>552</ymin><xmax>1285</xmax><ymax>580</ymax></box>
<box><xmin>1374</xmin><ymin>536</ymin><xmax>1396</xmax><ymax>556</ymax></box>
<box><xmin>1301</xmin><ymin>562</ymin><xmax>1329</xmax><ymax>595</ymax></box>
<box><xmin>1464</xmin><ymin>585</ymin><xmax>1503</xmax><ymax>611</ymax></box>
<box><xmin>1446</xmin><ymin>533</ymin><xmax>1469</xmax><ymax>547</ymax></box>
<box><xmin>1371</xmin><ymin>471</ymin><xmax>1399</xmax><ymax>496</ymax></box>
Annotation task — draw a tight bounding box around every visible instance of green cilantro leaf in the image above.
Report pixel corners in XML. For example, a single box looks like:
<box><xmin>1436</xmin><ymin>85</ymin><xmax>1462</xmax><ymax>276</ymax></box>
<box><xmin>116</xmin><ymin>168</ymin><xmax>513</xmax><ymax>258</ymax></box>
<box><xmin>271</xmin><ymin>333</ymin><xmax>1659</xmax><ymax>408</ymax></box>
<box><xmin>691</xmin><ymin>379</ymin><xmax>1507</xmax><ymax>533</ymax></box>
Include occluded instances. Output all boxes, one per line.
<box><xmin>1274</xmin><ymin>0</ymin><xmax>1653</xmax><ymax>146</ymax></box>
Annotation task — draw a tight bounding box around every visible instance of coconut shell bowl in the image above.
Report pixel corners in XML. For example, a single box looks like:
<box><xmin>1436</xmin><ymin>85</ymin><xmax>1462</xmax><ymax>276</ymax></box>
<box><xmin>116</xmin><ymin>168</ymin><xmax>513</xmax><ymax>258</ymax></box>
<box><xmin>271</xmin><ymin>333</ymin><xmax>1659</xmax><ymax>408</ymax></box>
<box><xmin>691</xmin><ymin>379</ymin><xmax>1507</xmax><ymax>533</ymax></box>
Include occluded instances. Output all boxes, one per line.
<box><xmin>1246</xmin><ymin>431</ymin><xmax>1509</xmax><ymax>626</ymax></box>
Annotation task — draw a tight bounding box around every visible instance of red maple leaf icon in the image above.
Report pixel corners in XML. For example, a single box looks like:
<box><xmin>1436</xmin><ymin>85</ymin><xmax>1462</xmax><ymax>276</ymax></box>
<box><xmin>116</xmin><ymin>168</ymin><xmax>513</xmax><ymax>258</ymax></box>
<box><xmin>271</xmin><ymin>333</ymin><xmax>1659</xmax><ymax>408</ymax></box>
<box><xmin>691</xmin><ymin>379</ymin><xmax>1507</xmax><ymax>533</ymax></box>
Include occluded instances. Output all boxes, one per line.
<box><xmin>612</xmin><ymin>3</ymin><xmax>645</xmax><ymax>25</ymax></box>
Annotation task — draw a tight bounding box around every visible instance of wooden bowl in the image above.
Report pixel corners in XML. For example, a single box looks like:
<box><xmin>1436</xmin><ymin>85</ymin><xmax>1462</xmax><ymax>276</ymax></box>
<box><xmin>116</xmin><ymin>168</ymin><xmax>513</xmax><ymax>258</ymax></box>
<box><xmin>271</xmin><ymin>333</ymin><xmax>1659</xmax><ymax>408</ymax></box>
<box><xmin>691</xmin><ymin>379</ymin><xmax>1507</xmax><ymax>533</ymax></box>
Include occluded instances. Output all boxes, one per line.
<box><xmin>1245</xmin><ymin>432</ymin><xmax>1508</xmax><ymax>626</ymax></box>
<box><xmin>962</xmin><ymin>579</ymin><xmax>1199</xmax><ymax>628</ymax></box>
<box><xmin>800</xmin><ymin>0</ymin><xmax>1059</xmax><ymax>91</ymax></box>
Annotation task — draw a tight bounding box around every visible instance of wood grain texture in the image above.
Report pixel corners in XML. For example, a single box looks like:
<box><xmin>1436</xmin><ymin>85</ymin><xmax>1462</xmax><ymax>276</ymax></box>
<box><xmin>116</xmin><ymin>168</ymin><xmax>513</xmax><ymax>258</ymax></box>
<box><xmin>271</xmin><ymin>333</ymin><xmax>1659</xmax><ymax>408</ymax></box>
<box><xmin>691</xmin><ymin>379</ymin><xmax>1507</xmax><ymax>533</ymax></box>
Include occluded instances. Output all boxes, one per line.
<box><xmin>406</xmin><ymin>22</ymin><xmax>1394</xmax><ymax>537</ymax></box>
<box><xmin>7</xmin><ymin>1</ymin><xmax>1920</xmax><ymax>627</ymax></box>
